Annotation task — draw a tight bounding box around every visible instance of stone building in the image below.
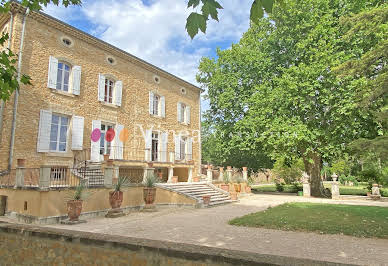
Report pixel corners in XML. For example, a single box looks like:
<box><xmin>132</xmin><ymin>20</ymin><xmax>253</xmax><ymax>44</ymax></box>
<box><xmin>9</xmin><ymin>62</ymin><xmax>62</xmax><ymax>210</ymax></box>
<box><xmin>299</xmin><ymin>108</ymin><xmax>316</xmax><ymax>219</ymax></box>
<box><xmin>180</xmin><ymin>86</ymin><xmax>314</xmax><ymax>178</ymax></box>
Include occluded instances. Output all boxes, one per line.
<box><xmin>0</xmin><ymin>2</ymin><xmax>202</xmax><ymax>183</ymax></box>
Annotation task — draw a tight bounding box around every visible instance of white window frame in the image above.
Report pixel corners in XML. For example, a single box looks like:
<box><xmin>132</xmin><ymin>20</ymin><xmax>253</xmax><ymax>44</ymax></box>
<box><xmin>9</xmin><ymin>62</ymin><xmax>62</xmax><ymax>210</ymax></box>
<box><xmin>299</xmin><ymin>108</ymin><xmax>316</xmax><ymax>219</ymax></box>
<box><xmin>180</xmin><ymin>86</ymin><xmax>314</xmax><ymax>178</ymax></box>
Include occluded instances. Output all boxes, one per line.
<box><xmin>180</xmin><ymin>103</ymin><xmax>187</xmax><ymax>123</ymax></box>
<box><xmin>56</xmin><ymin>61</ymin><xmax>71</xmax><ymax>92</ymax></box>
<box><xmin>180</xmin><ymin>136</ymin><xmax>187</xmax><ymax>160</ymax></box>
<box><xmin>104</xmin><ymin>78</ymin><xmax>115</xmax><ymax>104</ymax></box>
<box><xmin>49</xmin><ymin>113</ymin><xmax>69</xmax><ymax>153</ymax></box>
<box><xmin>151</xmin><ymin>132</ymin><xmax>159</xmax><ymax>161</ymax></box>
<box><xmin>153</xmin><ymin>94</ymin><xmax>160</xmax><ymax>116</ymax></box>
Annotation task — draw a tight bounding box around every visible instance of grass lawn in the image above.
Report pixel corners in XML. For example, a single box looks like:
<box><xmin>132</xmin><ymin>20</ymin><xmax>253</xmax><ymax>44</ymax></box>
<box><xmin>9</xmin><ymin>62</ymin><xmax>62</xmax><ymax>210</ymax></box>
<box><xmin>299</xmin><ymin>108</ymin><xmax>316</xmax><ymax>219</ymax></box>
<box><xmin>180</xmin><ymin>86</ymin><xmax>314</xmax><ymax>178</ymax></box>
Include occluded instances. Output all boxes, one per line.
<box><xmin>229</xmin><ymin>202</ymin><xmax>388</xmax><ymax>239</ymax></box>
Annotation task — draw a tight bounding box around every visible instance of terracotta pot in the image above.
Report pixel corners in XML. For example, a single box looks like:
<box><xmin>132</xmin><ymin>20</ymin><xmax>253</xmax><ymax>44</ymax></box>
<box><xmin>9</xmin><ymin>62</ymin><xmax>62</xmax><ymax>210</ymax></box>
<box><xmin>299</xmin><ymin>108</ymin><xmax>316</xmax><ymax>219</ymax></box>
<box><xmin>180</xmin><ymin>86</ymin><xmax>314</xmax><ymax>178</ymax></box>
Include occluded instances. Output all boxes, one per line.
<box><xmin>230</xmin><ymin>192</ymin><xmax>238</xmax><ymax>200</ymax></box>
<box><xmin>207</xmin><ymin>165</ymin><xmax>212</xmax><ymax>170</ymax></box>
<box><xmin>67</xmin><ymin>200</ymin><xmax>83</xmax><ymax>221</ymax></box>
<box><xmin>109</xmin><ymin>191</ymin><xmax>123</xmax><ymax>209</ymax></box>
<box><xmin>234</xmin><ymin>183</ymin><xmax>241</xmax><ymax>193</ymax></box>
<box><xmin>143</xmin><ymin>187</ymin><xmax>156</xmax><ymax>205</ymax></box>
<box><xmin>17</xmin><ymin>159</ymin><xmax>26</xmax><ymax>167</ymax></box>
<box><xmin>202</xmin><ymin>195</ymin><xmax>211</xmax><ymax>205</ymax></box>
<box><xmin>245</xmin><ymin>186</ymin><xmax>251</xmax><ymax>193</ymax></box>
<box><xmin>193</xmin><ymin>177</ymin><xmax>200</xmax><ymax>182</ymax></box>
<box><xmin>107</xmin><ymin>159</ymin><xmax>113</xmax><ymax>166</ymax></box>
<box><xmin>227</xmin><ymin>166</ymin><xmax>232</xmax><ymax>170</ymax></box>
<box><xmin>104</xmin><ymin>154</ymin><xmax>110</xmax><ymax>161</ymax></box>
<box><xmin>219</xmin><ymin>167</ymin><xmax>224</xmax><ymax>172</ymax></box>
<box><xmin>242</xmin><ymin>167</ymin><xmax>247</xmax><ymax>172</ymax></box>
<box><xmin>172</xmin><ymin>176</ymin><xmax>178</xmax><ymax>183</ymax></box>
<box><xmin>158</xmin><ymin>172</ymin><xmax>163</xmax><ymax>181</ymax></box>
<box><xmin>221</xmin><ymin>184</ymin><xmax>229</xmax><ymax>191</ymax></box>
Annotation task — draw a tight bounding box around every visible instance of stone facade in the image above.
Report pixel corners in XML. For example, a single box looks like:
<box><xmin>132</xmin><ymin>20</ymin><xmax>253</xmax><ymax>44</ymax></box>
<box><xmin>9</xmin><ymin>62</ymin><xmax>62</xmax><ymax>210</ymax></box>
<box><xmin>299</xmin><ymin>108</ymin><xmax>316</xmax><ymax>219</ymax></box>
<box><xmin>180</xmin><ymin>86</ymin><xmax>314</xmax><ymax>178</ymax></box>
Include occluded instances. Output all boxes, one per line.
<box><xmin>0</xmin><ymin>4</ymin><xmax>201</xmax><ymax>180</ymax></box>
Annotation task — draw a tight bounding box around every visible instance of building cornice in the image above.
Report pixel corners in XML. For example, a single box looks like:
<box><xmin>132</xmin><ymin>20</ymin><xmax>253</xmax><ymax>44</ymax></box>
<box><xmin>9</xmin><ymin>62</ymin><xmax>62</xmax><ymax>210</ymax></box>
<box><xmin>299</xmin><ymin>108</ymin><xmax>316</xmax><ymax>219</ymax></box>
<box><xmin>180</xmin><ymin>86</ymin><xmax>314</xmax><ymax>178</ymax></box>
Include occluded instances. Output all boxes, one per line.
<box><xmin>9</xmin><ymin>1</ymin><xmax>203</xmax><ymax>93</ymax></box>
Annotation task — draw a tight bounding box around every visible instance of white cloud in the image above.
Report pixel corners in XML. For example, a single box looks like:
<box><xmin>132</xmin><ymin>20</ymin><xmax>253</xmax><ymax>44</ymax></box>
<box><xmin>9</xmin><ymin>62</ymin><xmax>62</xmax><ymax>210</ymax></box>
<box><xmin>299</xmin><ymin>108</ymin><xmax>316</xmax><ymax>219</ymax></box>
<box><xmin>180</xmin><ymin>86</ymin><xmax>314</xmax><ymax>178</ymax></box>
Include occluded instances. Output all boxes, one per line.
<box><xmin>43</xmin><ymin>0</ymin><xmax>253</xmax><ymax>110</ymax></box>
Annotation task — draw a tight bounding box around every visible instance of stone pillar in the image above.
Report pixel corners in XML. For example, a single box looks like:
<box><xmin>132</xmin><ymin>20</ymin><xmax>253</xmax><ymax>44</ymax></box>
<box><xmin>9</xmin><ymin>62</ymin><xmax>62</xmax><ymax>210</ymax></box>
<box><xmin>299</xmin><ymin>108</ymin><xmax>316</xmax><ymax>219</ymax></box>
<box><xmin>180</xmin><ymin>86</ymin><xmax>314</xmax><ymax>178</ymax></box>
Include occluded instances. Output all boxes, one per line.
<box><xmin>331</xmin><ymin>180</ymin><xmax>340</xmax><ymax>200</ymax></box>
<box><xmin>104</xmin><ymin>166</ymin><xmax>113</xmax><ymax>187</ymax></box>
<box><xmin>226</xmin><ymin>166</ymin><xmax>233</xmax><ymax>181</ymax></box>
<box><xmin>39</xmin><ymin>166</ymin><xmax>51</xmax><ymax>189</ymax></box>
<box><xmin>371</xmin><ymin>184</ymin><xmax>381</xmax><ymax>200</ymax></box>
<box><xmin>303</xmin><ymin>181</ymin><xmax>311</xmax><ymax>197</ymax></box>
<box><xmin>167</xmin><ymin>167</ymin><xmax>174</xmax><ymax>183</ymax></box>
<box><xmin>15</xmin><ymin>166</ymin><xmax>25</xmax><ymax>188</ymax></box>
<box><xmin>219</xmin><ymin>167</ymin><xmax>224</xmax><ymax>182</ymax></box>
<box><xmin>169</xmin><ymin>152</ymin><xmax>175</xmax><ymax>163</ymax></box>
<box><xmin>242</xmin><ymin>167</ymin><xmax>248</xmax><ymax>181</ymax></box>
<box><xmin>207</xmin><ymin>165</ymin><xmax>213</xmax><ymax>182</ymax></box>
<box><xmin>143</xmin><ymin>167</ymin><xmax>155</xmax><ymax>183</ymax></box>
<box><xmin>188</xmin><ymin>168</ymin><xmax>193</xmax><ymax>183</ymax></box>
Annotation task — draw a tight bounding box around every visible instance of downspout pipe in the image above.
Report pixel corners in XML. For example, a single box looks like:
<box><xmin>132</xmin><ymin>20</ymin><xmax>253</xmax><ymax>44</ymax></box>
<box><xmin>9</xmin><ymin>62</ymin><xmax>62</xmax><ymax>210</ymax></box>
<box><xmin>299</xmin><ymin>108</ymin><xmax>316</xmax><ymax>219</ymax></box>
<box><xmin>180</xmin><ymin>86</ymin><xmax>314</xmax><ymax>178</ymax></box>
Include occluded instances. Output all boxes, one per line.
<box><xmin>8</xmin><ymin>7</ymin><xmax>29</xmax><ymax>170</ymax></box>
<box><xmin>0</xmin><ymin>12</ymin><xmax>14</xmax><ymax>149</ymax></box>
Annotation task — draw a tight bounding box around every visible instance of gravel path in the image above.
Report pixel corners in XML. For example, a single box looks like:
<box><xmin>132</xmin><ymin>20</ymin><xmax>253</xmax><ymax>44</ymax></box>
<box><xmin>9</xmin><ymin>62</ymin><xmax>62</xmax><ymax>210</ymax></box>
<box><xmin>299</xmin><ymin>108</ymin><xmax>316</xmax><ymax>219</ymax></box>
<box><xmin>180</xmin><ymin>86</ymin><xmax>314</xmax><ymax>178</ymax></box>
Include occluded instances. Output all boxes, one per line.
<box><xmin>42</xmin><ymin>194</ymin><xmax>388</xmax><ymax>265</ymax></box>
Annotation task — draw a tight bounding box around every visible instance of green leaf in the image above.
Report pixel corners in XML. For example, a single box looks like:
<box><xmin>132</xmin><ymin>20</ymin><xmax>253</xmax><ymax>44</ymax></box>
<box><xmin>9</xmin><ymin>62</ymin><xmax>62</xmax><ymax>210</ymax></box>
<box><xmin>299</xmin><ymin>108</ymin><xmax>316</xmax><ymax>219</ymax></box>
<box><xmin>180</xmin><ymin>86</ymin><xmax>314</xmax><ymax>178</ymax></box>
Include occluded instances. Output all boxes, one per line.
<box><xmin>188</xmin><ymin>0</ymin><xmax>200</xmax><ymax>8</ymax></box>
<box><xmin>201</xmin><ymin>0</ymin><xmax>222</xmax><ymax>21</ymax></box>
<box><xmin>186</xmin><ymin>12</ymin><xmax>207</xmax><ymax>39</ymax></box>
<box><xmin>262</xmin><ymin>0</ymin><xmax>274</xmax><ymax>14</ymax></box>
<box><xmin>250</xmin><ymin>0</ymin><xmax>264</xmax><ymax>24</ymax></box>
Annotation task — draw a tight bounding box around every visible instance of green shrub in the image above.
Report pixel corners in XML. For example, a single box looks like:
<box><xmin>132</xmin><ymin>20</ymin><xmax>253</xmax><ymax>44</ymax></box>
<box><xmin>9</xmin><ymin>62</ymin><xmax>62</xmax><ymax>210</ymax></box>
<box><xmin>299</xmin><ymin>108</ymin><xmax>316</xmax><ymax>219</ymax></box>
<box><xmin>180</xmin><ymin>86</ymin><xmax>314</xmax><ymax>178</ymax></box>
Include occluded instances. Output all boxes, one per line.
<box><xmin>272</xmin><ymin>157</ymin><xmax>304</xmax><ymax>184</ymax></box>
<box><xmin>275</xmin><ymin>182</ymin><xmax>284</xmax><ymax>192</ymax></box>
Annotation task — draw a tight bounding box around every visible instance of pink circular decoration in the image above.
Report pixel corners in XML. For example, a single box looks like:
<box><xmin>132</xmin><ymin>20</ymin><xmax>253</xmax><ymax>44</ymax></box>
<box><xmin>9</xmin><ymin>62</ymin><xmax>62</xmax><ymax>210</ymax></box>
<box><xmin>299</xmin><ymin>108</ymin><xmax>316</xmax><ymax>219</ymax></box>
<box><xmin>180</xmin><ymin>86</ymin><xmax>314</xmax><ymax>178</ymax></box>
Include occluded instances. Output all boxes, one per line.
<box><xmin>91</xmin><ymin>128</ymin><xmax>101</xmax><ymax>142</ymax></box>
<box><xmin>105</xmin><ymin>128</ymin><xmax>115</xmax><ymax>142</ymax></box>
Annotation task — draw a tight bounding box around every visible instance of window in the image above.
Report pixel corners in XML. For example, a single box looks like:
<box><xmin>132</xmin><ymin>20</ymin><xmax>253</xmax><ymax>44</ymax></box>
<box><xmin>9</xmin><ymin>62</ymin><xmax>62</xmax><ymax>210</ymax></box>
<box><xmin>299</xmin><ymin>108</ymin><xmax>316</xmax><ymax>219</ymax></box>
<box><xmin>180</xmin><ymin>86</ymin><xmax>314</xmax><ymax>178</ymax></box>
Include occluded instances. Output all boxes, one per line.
<box><xmin>56</xmin><ymin>62</ymin><xmax>71</xmax><ymax>92</ymax></box>
<box><xmin>151</xmin><ymin>132</ymin><xmax>159</xmax><ymax>161</ymax></box>
<box><xmin>180</xmin><ymin>103</ymin><xmax>186</xmax><ymax>123</ymax></box>
<box><xmin>49</xmin><ymin>114</ymin><xmax>69</xmax><ymax>152</ymax></box>
<box><xmin>180</xmin><ymin>136</ymin><xmax>187</xmax><ymax>160</ymax></box>
<box><xmin>104</xmin><ymin>78</ymin><xmax>114</xmax><ymax>104</ymax></box>
<box><xmin>153</xmin><ymin>94</ymin><xmax>160</xmax><ymax>116</ymax></box>
<box><xmin>100</xmin><ymin>124</ymin><xmax>113</xmax><ymax>156</ymax></box>
<box><xmin>62</xmin><ymin>38</ymin><xmax>72</xmax><ymax>46</ymax></box>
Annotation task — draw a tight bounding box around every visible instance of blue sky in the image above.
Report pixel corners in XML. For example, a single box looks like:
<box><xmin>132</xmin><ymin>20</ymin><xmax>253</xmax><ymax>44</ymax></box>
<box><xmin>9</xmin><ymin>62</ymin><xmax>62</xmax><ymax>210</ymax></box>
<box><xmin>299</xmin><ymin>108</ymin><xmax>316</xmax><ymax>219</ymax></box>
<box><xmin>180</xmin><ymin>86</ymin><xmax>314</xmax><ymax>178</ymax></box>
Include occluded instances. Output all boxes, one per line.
<box><xmin>43</xmin><ymin>0</ymin><xmax>252</xmax><ymax>110</ymax></box>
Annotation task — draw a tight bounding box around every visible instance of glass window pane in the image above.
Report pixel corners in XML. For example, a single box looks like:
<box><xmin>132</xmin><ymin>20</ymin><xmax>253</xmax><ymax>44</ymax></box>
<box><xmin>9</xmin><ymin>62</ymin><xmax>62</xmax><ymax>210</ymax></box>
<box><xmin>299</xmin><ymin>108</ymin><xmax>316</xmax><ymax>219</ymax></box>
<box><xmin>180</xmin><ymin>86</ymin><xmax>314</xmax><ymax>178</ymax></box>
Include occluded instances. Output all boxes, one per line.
<box><xmin>59</xmin><ymin>143</ymin><xmax>66</xmax><ymax>152</ymax></box>
<box><xmin>56</xmin><ymin>69</ymin><xmax>62</xmax><ymax>90</ymax></box>
<box><xmin>50</xmin><ymin>142</ymin><xmax>57</xmax><ymax>151</ymax></box>
<box><xmin>52</xmin><ymin>115</ymin><xmax>59</xmax><ymax>124</ymax></box>
<box><xmin>63</xmin><ymin>84</ymin><xmax>68</xmax><ymax>92</ymax></box>
<box><xmin>58</xmin><ymin>63</ymin><xmax>63</xmax><ymax>70</ymax></box>
<box><xmin>50</xmin><ymin>124</ymin><xmax>58</xmax><ymax>142</ymax></box>
<box><xmin>64</xmin><ymin>64</ymin><xmax>70</xmax><ymax>71</ymax></box>
<box><xmin>100</xmin><ymin>133</ymin><xmax>105</xmax><ymax>148</ymax></box>
<box><xmin>63</xmin><ymin>70</ymin><xmax>70</xmax><ymax>86</ymax></box>
<box><xmin>61</xmin><ymin>117</ymin><xmax>68</xmax><ymax>125</ymax></box>
<box><xmin>60</xmin><ymin>126</ymin><xmax>67</xmax><ymax>142</ymax></box>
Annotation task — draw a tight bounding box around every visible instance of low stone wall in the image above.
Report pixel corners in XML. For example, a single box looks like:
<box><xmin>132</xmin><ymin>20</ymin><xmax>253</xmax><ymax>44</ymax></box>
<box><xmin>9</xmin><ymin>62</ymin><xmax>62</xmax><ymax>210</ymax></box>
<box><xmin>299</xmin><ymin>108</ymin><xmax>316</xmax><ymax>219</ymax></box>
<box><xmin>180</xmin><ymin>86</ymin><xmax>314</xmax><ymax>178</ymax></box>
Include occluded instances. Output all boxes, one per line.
<box><xmin>0</xmin><ymin>223</ymin><xmax>342</xmax><ymax>266</ymax></box>
<box><xmin>0</xmin><ymin>186</ymin><xmax>197</xmax><ymax>224</ymax></box>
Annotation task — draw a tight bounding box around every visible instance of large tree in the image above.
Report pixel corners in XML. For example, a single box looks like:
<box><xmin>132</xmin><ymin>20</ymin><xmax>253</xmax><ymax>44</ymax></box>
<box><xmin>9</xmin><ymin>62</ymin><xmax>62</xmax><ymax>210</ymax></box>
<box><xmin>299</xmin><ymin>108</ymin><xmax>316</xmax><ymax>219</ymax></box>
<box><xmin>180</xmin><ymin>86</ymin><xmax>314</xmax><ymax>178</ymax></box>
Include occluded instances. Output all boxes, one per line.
<box><xmin>198</xmin><ymin>0</ymin><xmax>385</xmax><ymax>197</ymax></box>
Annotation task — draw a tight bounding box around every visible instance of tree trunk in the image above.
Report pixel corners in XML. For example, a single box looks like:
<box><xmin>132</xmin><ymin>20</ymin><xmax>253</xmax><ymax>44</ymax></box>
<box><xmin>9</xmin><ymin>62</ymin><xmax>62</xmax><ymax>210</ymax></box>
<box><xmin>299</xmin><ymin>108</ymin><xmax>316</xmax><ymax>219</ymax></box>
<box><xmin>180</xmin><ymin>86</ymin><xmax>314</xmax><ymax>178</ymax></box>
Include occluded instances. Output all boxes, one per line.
<box><xmin>303</xmin><ymin>152</ymin><xmax>330</xmax><ymax>198</ymax></box>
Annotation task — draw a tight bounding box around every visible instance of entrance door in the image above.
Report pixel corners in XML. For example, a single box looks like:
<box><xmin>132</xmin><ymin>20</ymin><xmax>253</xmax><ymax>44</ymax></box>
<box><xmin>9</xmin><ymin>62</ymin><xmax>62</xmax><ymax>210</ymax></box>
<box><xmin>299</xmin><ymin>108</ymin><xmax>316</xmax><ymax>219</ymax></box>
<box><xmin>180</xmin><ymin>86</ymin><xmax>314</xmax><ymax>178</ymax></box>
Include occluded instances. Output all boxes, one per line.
<box><xmin>100</xmin><ymin>123</ymin><xmax>113</xmax><ymax>161</ymax></box>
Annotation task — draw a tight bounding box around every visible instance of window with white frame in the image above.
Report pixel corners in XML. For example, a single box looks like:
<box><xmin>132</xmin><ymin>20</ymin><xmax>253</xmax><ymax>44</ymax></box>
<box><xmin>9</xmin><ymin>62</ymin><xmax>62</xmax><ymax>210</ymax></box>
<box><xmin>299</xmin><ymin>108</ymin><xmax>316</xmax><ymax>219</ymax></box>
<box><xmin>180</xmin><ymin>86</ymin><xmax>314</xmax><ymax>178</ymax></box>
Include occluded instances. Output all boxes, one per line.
<box><xmin>149</xmin><ymin>91</ymin><xmax>165</xmax><ymax>117</ymax></box>
<box><xmin>180</xmin><ymin>136</ymin><xmax>187</xmax><ymax>160</ymax></box>
<box><xmin>153</xmin><ymin>94</ymin><xmax>160</xmax><ymax>116</ymax></box>
<box><xmin>49</xmin><ymin>114</ymin><xmax>69</xmax><ymax>152</ymax></box>
<box><xmin>151</xmin><ymin>132</ymin><xmax>159</xmax><ymax>161</ymax></box>
<box><xmin>177</xmin><ymin>102</ymin><xmax>190</xmax><ymax>124</ymax></box>
<box><xmin>104</xmin><ymin>78</ymin><xmax>114</xmax><ymax>104</ymax></box>
<box><xmin>180</xmin><ymin>103</ymin><xmax>186</xmax><ymax>122</ymax></box>
<box><xmin>56</xmin><ymin>62</ymin><xmax>71</xmax><ymax>92</ymax></box>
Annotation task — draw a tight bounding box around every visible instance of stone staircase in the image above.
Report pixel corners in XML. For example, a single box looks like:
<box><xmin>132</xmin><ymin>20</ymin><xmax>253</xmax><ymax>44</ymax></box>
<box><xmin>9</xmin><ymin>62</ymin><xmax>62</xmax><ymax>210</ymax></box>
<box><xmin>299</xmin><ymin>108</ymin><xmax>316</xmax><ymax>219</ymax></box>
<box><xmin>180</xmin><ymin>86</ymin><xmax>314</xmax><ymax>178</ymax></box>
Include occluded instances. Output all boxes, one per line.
<box><xmin>157</xmin><ymin>182</ymin><xmax>235</xmax><ymax>207</ymax></box>
<box><xmin>72</xmin><ymin>161</ymin><xmax>104</xmax><ymax>187</ymax></box>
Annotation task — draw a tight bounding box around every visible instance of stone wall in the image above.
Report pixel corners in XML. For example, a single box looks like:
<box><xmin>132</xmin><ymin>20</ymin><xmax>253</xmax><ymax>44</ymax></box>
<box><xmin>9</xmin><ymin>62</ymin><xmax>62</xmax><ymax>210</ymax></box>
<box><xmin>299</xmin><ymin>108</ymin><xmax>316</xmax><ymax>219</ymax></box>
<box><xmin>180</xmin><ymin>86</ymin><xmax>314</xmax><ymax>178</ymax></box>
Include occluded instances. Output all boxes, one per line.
<box><xmin>0</xmin><ymin>8</ymin><xmax>201</xmax><ymax>174</ymax></box>
<box><xmin>0</xmin><ymin>223</ymin><xmax>329</xmax><ymax>266</ymax></box>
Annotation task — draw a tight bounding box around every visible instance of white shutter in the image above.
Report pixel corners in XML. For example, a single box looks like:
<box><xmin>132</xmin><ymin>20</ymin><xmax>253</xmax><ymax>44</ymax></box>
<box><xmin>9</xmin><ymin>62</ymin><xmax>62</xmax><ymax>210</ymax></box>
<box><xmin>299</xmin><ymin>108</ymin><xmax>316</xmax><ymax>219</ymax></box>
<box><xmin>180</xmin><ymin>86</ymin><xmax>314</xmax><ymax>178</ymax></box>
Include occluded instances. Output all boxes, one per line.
<box><xmin>186</xmin><ymin>106</ymin><xmax>191</xmax><ymax>124</ymax></box>
<box><xmin>91</xmin><ymin>120</ymin><xmax>101</xmax><ymax>162</ymax></box>
<box><xmin>187</xmin><ymin>137</ymin><xmax>193</xmax><ymax>160</ymax></box>
<box><xmin>115</xmin><ymin>81</ymin><xmax>123</xmax><ymax>106</ymax></box>
<box><xmin>37</xmin><ymin>110</ymin><xmax>52</xmax><ymax>152</ymax></box>
<box><xmin>72</xmin><ymin>66</ymin><xmax>81</xmax><ymax>96</ymax></box>
<box><xmin>161</xmin><ymin>132</ymin><xmax>167</xmax><ymax>162</ymax></box>
<box><xmin>71</xmin><ymin>116</ymin><xmax>84</xmax><ymax>150</ymax></box>
<box><xmin>149</xmin><ymin>91</ymin><xmax>154</xmax><ymax>115</ymax></box>
<box><xmin>177</xmin><ymin>102</ymin><xmax>181</xmax><ymax>122</ymax></box>
<box><xmin>47</xmin><ymin>56</ymin><xmax>58</xmax><ymax>89</ymax></box>
<box><xmin>145</xmin><ymin>129</ymin><xmax>152</xmax><ymax>161</ymax></box>
<box><xmin>175</xmin><ymin>135</ymin><xmax>181</xmax><ymax>160</ymax></box>
<box><xmin>160</xmin><ymin>96</ymin><xmax>165</xmax><ymax>118</ymax></box>
<box><xmin>98</xmin><ymin>74</ymin><xmax>105</xmax><ymax>102</ymax></box>
<box><xmin>114</xmin><ymin>124</ymin><xmax>124</xmax><ymax>159</ymax></box>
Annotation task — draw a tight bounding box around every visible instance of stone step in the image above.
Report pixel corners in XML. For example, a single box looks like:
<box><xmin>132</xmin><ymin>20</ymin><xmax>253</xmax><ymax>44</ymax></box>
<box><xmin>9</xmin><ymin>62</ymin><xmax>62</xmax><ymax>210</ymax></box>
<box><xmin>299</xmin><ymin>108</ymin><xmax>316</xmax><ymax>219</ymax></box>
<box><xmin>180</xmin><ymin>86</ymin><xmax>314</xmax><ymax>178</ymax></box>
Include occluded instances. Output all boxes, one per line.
<box><xmin>207</xmin><ymin>199</ymin><xmax>236</xmax><ymax>207</ymax></box>
<box><xmin>174</xmin><ymin>188</ymin><xmax>216</xmax><ymax>193</ymax></box>
<box><xmin>189</xmin><ymin>191</ymin><xmax>226</xmax><ymax>196</ymax></box>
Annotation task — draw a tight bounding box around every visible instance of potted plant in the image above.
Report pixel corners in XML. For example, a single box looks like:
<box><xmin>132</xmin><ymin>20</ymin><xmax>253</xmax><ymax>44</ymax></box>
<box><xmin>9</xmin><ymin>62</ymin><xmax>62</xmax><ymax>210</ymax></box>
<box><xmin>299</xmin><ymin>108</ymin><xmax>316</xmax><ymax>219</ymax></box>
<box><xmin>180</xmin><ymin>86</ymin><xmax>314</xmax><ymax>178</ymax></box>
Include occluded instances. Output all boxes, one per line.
<box><xmin>109</xmin><ymin>176</ymin><xmax>128</xmax><ymax>209</ymax></box>
<box><xmin>233</xmin><ymin>175</ymin><xmax>242</xmax><ymax>193</ymax></box>
<box><xmin>67</xmin><ymin>183</ymin><xmax>85</xmax><ymax>221</ymax></box>
<box><xmin>202</xmin><ymin>195</ymin><xmax>211</xmax><ymax>205</ymax></box>
<box><xmin>230</xmin><ymin>191</ymin><xmax>238</xmax><ymax>200</ymax></box>
<box><xmin>143</xmin><ymin>173</ymin><xmax>157</xmax><ymax>208</ymax></box>
<box><xmin>221</xmin><ymin>174</ymin><xmax>230</xmax><ymax>191</ymax></box>
<box><xmin>104</xmin><ymin>154</ymin><xmax>110</xmax><ymax>161</ymax></box>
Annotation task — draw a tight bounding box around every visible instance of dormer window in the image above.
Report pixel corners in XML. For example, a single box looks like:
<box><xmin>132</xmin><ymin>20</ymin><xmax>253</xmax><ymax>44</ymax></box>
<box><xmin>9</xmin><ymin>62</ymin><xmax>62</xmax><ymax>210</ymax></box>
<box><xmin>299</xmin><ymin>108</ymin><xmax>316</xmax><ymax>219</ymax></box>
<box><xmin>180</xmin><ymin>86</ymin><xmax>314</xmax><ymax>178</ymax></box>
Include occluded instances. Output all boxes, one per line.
<box><xmin>56</xmin><ymin>62</ymin><xmax>71</xmax><ymax>92</ymax></box>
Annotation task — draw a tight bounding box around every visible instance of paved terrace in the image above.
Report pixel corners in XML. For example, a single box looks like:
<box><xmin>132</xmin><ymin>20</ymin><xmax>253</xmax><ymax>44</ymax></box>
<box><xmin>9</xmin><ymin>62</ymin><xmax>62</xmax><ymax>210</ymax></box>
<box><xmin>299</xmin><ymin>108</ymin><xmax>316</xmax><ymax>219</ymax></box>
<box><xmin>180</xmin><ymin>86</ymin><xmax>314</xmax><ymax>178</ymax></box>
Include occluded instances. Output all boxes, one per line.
<box><xmin>5</xmin><ymin>194</ymin><xmax>388</xmax><ymax>265</ymax></box>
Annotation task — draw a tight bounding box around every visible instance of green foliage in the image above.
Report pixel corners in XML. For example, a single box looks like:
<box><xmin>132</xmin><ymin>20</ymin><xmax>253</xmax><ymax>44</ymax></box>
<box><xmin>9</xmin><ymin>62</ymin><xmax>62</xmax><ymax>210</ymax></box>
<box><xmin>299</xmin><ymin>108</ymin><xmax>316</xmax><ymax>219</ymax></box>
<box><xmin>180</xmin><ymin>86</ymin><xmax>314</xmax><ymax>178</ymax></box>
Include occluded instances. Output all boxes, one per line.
<box><xmin>223</xmin><ymin>172</ymin><xmax>230</xmax><ymax>184</ymax></box>
<box><xmin>272</xmin><ymin>157</ymin><xmax>304</xmax><ymax>184</ymax></box>
<box><xmin>275</xmin><ymin>182</ymin><xmax>284</xmax><ymax>192</ymax></box>
<box><xmin>331</xmin><ymin>159</ymin><xmax>351</xmax><ymax>176</ymax></box>
<box><xmin>359</xmin><ymin>167</ymin><xmax>382</xmax><ymax>189</ymax></box>
<box><xmin>114</xmin><ymin>176</ymin><xmax>129</xmax><ymax>192</ymax></box>
<box><xmin>186</xmin><ymin>0</ymin><xmax>278</xmax><ymax>39</ymax></box>
<box><xmin>338</xmin><ymin>175</ymin><xmax>359</xmax><ymax>186</ymax></box>
<box><xmin>233</xmin><ymin>173</ymin><xmax>243</xmax><ymax>184</ymax></box>
<box><xmin>144</xmin><ymin>173</ymin><xmax>157</xmax><ymax>188</ymax></box>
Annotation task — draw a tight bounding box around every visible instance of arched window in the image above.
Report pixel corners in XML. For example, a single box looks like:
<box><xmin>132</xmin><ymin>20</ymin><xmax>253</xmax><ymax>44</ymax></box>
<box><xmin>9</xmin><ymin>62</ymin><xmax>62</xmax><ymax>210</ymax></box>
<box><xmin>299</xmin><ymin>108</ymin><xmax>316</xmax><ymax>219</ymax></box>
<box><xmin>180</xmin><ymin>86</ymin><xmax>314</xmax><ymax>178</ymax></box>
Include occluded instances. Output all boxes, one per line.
<box><xmin>56</xmin><ymin>62</ymin><xmax>71</xmax><ymax>92</ymax></box>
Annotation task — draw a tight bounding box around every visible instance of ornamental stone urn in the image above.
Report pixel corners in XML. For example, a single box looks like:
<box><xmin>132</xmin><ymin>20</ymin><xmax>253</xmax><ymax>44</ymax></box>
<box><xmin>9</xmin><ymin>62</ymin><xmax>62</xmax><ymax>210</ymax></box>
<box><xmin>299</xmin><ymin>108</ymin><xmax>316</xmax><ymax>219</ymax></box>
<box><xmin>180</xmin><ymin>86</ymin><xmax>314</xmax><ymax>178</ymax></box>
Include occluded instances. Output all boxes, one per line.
<box><xmin>67</xmin><ymin>200</ymin><xmax>83</xmax><ymax>221</ymax></box>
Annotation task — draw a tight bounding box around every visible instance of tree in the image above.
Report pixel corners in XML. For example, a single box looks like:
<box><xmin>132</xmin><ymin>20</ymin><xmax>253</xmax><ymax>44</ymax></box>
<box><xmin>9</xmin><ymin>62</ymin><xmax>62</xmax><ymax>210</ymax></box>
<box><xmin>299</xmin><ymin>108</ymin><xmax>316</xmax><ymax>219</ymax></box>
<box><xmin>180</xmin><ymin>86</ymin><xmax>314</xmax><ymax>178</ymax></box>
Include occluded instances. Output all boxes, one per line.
<box><xmin>0</xmin><ymin>0</ymin><xmax>81</xmax><ymax>102</ymax></box>
<box><xmin>198</xmin><ymin>0</ymin><xmax>385</xmax><ymax>197</ymax></box>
